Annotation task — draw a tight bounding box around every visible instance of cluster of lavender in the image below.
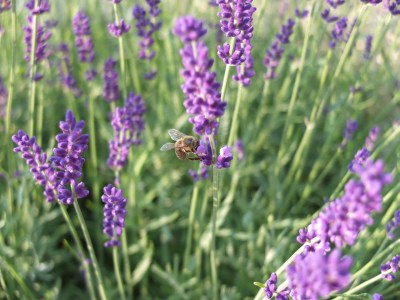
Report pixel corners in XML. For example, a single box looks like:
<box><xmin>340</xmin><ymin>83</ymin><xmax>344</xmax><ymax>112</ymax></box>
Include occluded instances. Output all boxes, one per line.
<box><xmin>107</xmin><ymin>92</ymin><xmax>146</xmax><ymax>175</ymax></box>
<box><xmin>320</xmin><ymin>2</ymin><xmax>350</xmax><ymax>49</ymax></box>
<box><xmin>0</xmin><ymin>76</ymin><xmax>7</xmax><ymax>119</ymax></box>
<box><xmin>340</xmin><ymin>119</ymin><xmax>358</xmax><ymax>148</ymax></box>
<box><xmin>364</xmin><ymin>35</ymin><xmax>373</xmax><ymax>60</ymax></box>
<box><xmin>103</xmin><ymin>57</ymin><xmax>120</xmax><ymax>102</ymax></box>
<box><xmin>12</xmin><ymin>110</ymin><xmax>89</xmax><ymax>204</ymax></box>
<box><xmin>297</xmin><ymin>159</ymin><xmax>392</xmax><ymax>252</ymax></box>
<box><xmin>386</xmin><ymin>209</ymin><xmax>400</xmax><ymax>239</ymax></box>
<box><xmin>348</xmin><ymin>126</ymin><xmax>380</xmax><ymax>172</ymax></box>
<box><xmin>107</xmin><ymin>1</ymin><xmax>130</xmax><ymax>38</ymax></box>
<box><xmin>173</xmin><ymin>16</ymin><xmax>233</xmax><ymax>169</ymax></box>
<box><xmin>380</xmin><ymin>255</ymin><xmax>400</xmax><ymax>281</ymax></box>
<box><xmin>102</xmin><ymin>184</ymin><xmax>127</xmax><ymax>247</ymax></box>
<box><xmin>23</xmin><ymin>0</ymin><xmax>52</xmax><ymax>80</ymax></box>
<box><xmin>57</xmin><ymin>43</ymin><xmax>82</xmax><ymax>98</ymax></box>
<box><xmin>132</xmin><ymin>0</ymin><xmax>162</xmax><ymax>80</ymax></box>
<box><xmin>263</xmin><ymin>18</ymin><xmax>295</xmax><ymax>80</ymax></box>
<box><xmin>384</xmin><ymin>0</ymin><xmax>400</xmax><ymax>14</ymax></box>
<box><xmin>72</xmin><ymin>11</ymin><xmax>97</xmax><ymax>81</ymax></box>
<box><xmin>287</xmin><ymin>250</ymin><xmax>352</xmax><ymax>300</ymax></box>
<box><xmin>216</xmin><ymin>0</ymin><xmax>256</xmax><ymax>86</ymax></box>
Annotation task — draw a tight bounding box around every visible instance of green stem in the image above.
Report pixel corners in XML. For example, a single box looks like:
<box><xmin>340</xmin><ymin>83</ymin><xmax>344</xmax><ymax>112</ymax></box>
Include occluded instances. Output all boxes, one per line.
<box><xmin>36</xmin><ymin>84</ymin><xmax>44</xmax><ymax>146</ymax></box>
<box><xmin>28</xmin><ymin>0</ymin><xmax>39</xmax><ymax>137</ymax></box>
<box><xmin>278</xmin><ymin>1</ymin><xmax>315</xmax><ymax>149</ymax></box>
<box><xmin>220</xmin><ymin>38</ymin><xmax>236</xmax><ymax>102</ymax></box>
<box><xmin>227</xmin><ymin>83</ymin><xmax>243</xmax><ymax>146</ymax></box>
<box><xmin>88</xmin><ymin>90</ymin><xmax>99</xmax><ymax>200</ymax></box>
<box><xmin>208</xmin><ymin>134</ymin><xmax>219</xmax><ymax>300</ymax></box>
<box><xmin>183</xmin><ymin>182</ymin><xmax>200</xmax><ymax>271</ymax></box>
<box><xmin>113</xmin><ymin>247</ymin><xmax>126</xmax><ymax>300</ymax></box>
<box><xmin>337</xmin><ymin>274</ymin><xmax>381</xmax><ymax>298</ymax></box>
<box><xmin>73</xmin><ymin>199</ymin><xmax>108</xmax><ymax>300</ymax></box>
<box><xmin>59</xmin><ymin>204</ymin><xmax>96</xmax><ymax>300</ymax></box>
<box><xmin>113</xmin><ymin>4</ymin><xmax>127</xmax><ymax>99</ymax></box>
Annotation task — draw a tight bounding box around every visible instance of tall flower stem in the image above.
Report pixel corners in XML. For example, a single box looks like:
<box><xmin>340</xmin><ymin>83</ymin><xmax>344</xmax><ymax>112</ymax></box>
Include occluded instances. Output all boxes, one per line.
<box><xmin>227</xmin><ymin>82</ymin><xmax>243</xmax><ymax>146</ymax></box>
<box><xmin>58</xmin><ymin>203</ymin><xmax>96</xmax><ymax>300</ymax></box>
<box><xmin>73</xmin><ymin>191</ymin><xmax>108</xmax><ymax>300</ymax></box>
<box><xmin>88</xmin><ymin>90</ymin><xmax>99</xmax><ymax>201</ymax></box>
<box><xmin>208</xmin><ymin>134</ymin><xmax>219</xmax><ymax>300</ymax></box>
<box><xmin>277</xmin><ymin>1</ymin><xmax>315</xmax><ymax>154</ymax></box>
<box><xmin>5</xmin><ymin>0</ymin><xmax>17</xmax><ymax>215</ymax></box>
<box><xmin>183</xmin><ymin>179</ymin><xmax>200</xmax><ymax>271</ymax></box>
<box><xmin>113</xmin><ymin>247</ymin><xmax>126</xmax><ymax>300</ymax></box>
<box><xmin>220</xmin><ymin>38</ymin><xmax>236</xmax><ymax>102</ymax></box>
<box><xmin>28</xmin><ymin>0</ymin><xmax>39</xmax><ymax>137</ymax></box>
<box><xmin>115</xmin><ymin>169</ymin><xmax>133</xmax><ymax>299</ymax></box>
<box><xmin>113</xmin><ymin>4</ymin><xmax>127</xmax><ymax>99</ymax></box>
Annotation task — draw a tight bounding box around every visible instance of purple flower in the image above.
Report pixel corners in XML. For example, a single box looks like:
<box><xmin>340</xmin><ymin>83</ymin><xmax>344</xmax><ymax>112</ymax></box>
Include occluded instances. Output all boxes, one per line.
<box><xmin>25</xmin><ymin>0</ymin><xmax>50</xmax><ymax>15</ymax></box>
<box><xmin>132</xmin><ymin>0</ymin><xmax>162</xmax><ymax>79</ymax></box>
<box><xmin>384</xmin><ymin>0</ymin><xmax>400</xmax><ymax>15</ymax></box>
<box><xmin>342</xmin><ymin>119</ymin><xmax>358</xmax><ymax>144</ymax></box>
<box><xmin>386</xmin><ymin>209</ymin><xmax>400</xmax><ymax>240</ymax></box>
<box><xmin>321</xmin><ymin>8</ymin><xmax>339</xmax><ymax>23</ymax></box>
<box><xmin>196</xmin><ymin>138</ymin><xmax>213</xmax><ymax>166</ymax></box>
<box><xmin>372</xmin><ymin>294</ymin><xmax>384</xmax><ymax>300</ymax></box>
<box><xmin>327</xmin><ymin>0</ymin><xmax>346</xmax><ymax>8</ymax></box>
<box><xmin>364</xmin><ymin>35</ymin><xmax>373</xmax><ymax>60</ymax></box>
<box><xmin>348</xmin><ymin>147</ymin><xmax>370</xmax><ymax>173</ymax></box>
<box><xmin>235</xmin><ymin>139</ymin><xmax>244</xmax><ymax>161</ymax></box>
<box><xmin>298</xmin><ymin>159</ymin><xmax>392</xmax><ymax>252</ymax></box>
<box><xmin>57</xmin><ymin>43</ymin><xmax>81</xmax><ymax>98</ymax></box>
<box><xmin>380</xmin><ymin>255</ymin><xmax>400</xmax><ymax>281</ymax></box>
<box><xmin>365</xmin><ymin>126</ymin><xmax>380</xmax><ymax>151</ymax></box>
<box><xmin>12</xmin><ymin>130</ymin><xmax>59</xmax><ymax>202</ymax></box>
<box><xmin>49</xmin><ymin>110</ymin><xmax>89</xmax><ymax>205</ymax></box>
<box><xmin>329</xmin><ymin>17</ymin><xmax>348</xmax><ymax>48</ymax></box>
<box><xmin>108</xmin><ymin>0</ymin><xmax>123</xmax><ymax>3</ymax></box>
<box><xmin>0</xmin><ymin>0</ymin><xmax>11</xmax><ymax>13</ymax></box>
<box><xmin>263</xmin><ymin>18</ymin><xmax>295</xmax><ymax>80</ymax></box>
<box><xmin>295</xmin><ymin>8</ymin><xmax>309</xmax><ymax>18</ymax></box>
<box><xmin>107</xmin><ymin>92</ymin><xmax>146</xmax><ymax>173</ymax></box>
<box><xmin>72</xmin><ymin>11</ymin><xmax>96</xmax><ymax>79</ymax></box>
<box><xmin>189</xmin><ymin>166</ymin><xmax>209</xmax><ymax>182</ymax></box>
<box><xmin>361</xmin><ymin>0</ymin><xmax>383</xmax><ymax>4</ymax></box>
<box><xmin>23</xmin><ymin>16</ymin><xmax>52</xmax><ymax>78</ymax></box>
<box><xmin>108</xmin><ymin>19</ymin><xmax>131</xmax><ymax>37</ymax></box>
<box><xmin>263</xmin><ymin>273</ymin><xmax>290</xmax><ymax>299</ymax></box>
<box><xmin>216</xmin><ymin>146</ymin><xmax>233</xmax><ymax>169</ymax></box>
<box><xmin>174</xmin><ymin>16</ymin><xmax>226</xmax><ymax>136</ymax></box>
<box><xmin>103</xmin><ymin>57</ymin><xmax>120</xmax><ymax>102</ymax></box>
<box><xmin>287</xmin><ymin>250</ymin><xmax>352</xmax><ymax>300</ymax></box>
<box><xmin>173</xmin><ymin>15</ymin><xmax>207</xmax><ymax>43</ymax></box>
<box><xmin>0</xmin><ymin>76</ymin><xmax>7</xmax><ymax>119</ymax></box>
<box><xmin>216</xmin><ymin>0</ymin><xmax>256</xmax><ymax>86</ymax></box>
<box><xmin>102</xmin><ymin>184</ymin><xmax>127</xmax><ymax>247</ymax></box>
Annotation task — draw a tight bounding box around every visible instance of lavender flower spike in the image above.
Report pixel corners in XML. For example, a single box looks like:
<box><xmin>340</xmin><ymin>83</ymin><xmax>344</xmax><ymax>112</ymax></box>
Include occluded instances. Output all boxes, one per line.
<box><xmin>103</xmin><ymin>57</ymin><xmax>120</xmax><ymax>102</ymax></box>
<box><xmin>72</xmin><ymin>11</ymin><xmax>97</xmax><ymax>80</ymax></box>
<box><xmin>173</xmin><ymin>16</ymin><xmax>226</xmax><ymax>137</ymax></box>
<box><xmin>49</xmin><ymin>110</ymin><xmax>89</xmax><ymax>205</ymax></box>
<box><xmin>380</xmin><ymin>255</ymin><xmax>400</xmax><ymax>281</ymax></box>
<box><xmin>108</xmin><ymin>92</ymin><xmax>146</xmax><ymax>173</ymax></box>
<box><xmin>102</xmin><ymin>184</ymin><xmax>127</xmax><ymax>247</ymax></box>
<box><xmin>386</xmin><ymin>209</ymin><xmax>400</xmax><ymax>240</ymax></box>
<box><xmin>287</xmin><ymin>250</ymin><xmax>352</xmax><ymax>300</ymax></box>
<box><xmin>364</xmin><ymin>35</ymin><xmax>373</xmax><ymax>60</ymax></box>
<box><xmin>132</xmin><ymin>0</ymin><xmax>162</xmax><ymax>80</ymax></box>
<box><xmin>12</xmin><ymin>130</ymin><xmax>59</xmax><ymax>202</ymax></box>
<box><xmin>108</xmin><ymin>19</ymin><xmax>131</xmax><ymax>37</ymax></box>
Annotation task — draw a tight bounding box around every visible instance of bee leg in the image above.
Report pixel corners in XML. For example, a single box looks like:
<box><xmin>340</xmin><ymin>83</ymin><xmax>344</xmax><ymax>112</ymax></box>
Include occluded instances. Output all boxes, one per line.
<box><xmin>188</xmin><ymin>157</ymin><xmax>201</xmax><ymax>161</ymax></box>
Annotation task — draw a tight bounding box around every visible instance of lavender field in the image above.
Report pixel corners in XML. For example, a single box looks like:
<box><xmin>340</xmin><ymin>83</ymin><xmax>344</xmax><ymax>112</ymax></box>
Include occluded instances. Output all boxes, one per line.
<box><xmin>1</xmin><ymin>0</ymin><xmax>400</xmax><ymax>299</ymax></box>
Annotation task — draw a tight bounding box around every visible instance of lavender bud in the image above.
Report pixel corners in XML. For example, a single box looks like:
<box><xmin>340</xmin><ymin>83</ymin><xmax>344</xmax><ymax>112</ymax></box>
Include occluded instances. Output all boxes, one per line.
<box><xmin>102</xmin><ymin>184</ymin><xmax>127</xmax><ymax>247</ymax></box>
<box><xmin>386</xmin><ymin>209</ymin><xmax>400</xmax><ymax>240</ymax></box>
<box><xmin>216</xmin><ymin>146</ymin><xmax>233</xmax><ymax>169</ymax></box>
<box><xmin>380</xmin><ymin>255</ymin><xmax>400</xmax><ymax>281</ymax></box>
<box><xmin>103</xmin><ymin>57</ymin><xmax>120</xmax><ymax>102</ymax></box>
<box><xmin>173</xmin><ymin>15</ymin><xmax>207</xmax><ymax>43</ymax></box>
<box><xmin>108</xmin><ymin>19</ymin><xmax>131</xmax><ymax>37</ymax></box>
<box><xmin>25</xmin><ymin>0</ymin><xmax>50</xmax><ymax>15</ymax></box>
<box><xmin>364</xmin><ymin>35</ymin><xmax>373</xmax><ymax>60</ymax></box>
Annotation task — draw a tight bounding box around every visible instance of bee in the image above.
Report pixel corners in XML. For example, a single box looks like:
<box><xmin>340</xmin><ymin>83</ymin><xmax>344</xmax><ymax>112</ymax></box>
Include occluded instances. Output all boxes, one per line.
<box><xmin>160</xmin><ymin>129</ymin><xmax>200</xmax><ymax>160</ymax></box>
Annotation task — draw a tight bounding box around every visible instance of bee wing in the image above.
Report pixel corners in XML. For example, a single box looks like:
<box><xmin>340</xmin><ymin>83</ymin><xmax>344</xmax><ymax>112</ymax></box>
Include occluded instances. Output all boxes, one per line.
<box><xmin>160</xmin><ymin>143</ymin><xmax>175</xmax><ymax>151</ymax></box>
<box><xmin>168</xmin><ymin>129</ymin><xmax>187</xmax><ymax>141</ymax></box>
